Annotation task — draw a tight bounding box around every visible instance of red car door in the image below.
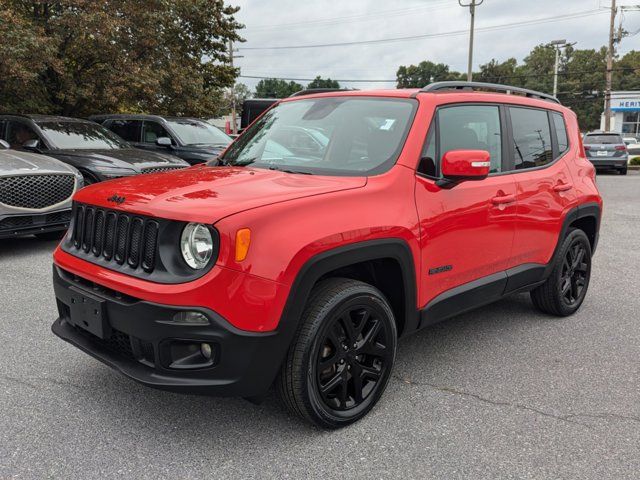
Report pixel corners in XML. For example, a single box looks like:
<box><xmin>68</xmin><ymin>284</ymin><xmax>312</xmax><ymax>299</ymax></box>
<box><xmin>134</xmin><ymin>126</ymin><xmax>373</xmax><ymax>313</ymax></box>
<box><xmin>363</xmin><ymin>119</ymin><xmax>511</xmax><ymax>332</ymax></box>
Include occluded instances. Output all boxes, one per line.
<box><xmin>506</xmin><ymin>107</ymin><xmax>577</xmax><ymax>269</ymax></box>
<box><xmin>414</xmin><ymin>104</ymin><xmax>517</xmax><ymax>314</ymax></box>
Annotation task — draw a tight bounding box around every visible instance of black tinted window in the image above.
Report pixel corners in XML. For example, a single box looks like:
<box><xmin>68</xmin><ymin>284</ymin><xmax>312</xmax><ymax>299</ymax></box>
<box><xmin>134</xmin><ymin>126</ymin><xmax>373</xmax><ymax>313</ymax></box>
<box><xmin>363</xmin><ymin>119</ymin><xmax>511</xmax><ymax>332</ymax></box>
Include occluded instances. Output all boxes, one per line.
<box><xmin>552</xmin><ymin>112</ymin><xmax>569</xmax><ymax>154</ymax></box>
<box><xmin>108</xmin><ymin>120</ymin><xmax>142</xmax><ymax>142</ymax></box>
<box><xmin>419</xmin><ymin>126</ymin><xmax>437</xmax><ymax>177</ymax></box>
<box><xmin>438</xmin><ymin>105</ymin><xmax>503</xmax><ymax>173</ymax></box>
<box><xmin>7</xmin><ymin>121</ymin><xmax>40</xmax><ymax>149</ymax></box>
<box><xmin>509</xmin><ymin>107</ymin><xmax>552</xmax><ymax>169</ymax></box>
<box><xmin>143</xmin><ymin>121</ymin><xmax>171</xmax><ymax>143</ymax></box>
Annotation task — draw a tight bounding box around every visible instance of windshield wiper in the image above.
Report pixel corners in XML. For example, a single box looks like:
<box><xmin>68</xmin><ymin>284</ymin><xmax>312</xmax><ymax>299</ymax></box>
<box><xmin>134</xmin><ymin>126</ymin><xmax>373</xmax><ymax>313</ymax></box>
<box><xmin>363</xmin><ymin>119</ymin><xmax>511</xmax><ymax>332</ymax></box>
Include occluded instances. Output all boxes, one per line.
<box><xmin>268</xmin><ymin>165</ymin><xmax>312</xmax><ymax>175</ymax></box>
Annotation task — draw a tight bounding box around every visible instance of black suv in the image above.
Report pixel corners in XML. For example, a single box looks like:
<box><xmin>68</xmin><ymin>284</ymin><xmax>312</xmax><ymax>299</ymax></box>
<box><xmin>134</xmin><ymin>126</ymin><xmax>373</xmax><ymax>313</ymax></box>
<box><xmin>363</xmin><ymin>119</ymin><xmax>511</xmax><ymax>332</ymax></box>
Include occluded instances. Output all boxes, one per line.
<box><xmin>90</xmin><ymin>114</ymin><xmax>232</xmax><ymax>165</ymax></box>
<box><xmin>0</xmin><ymin>115</ymin><xmax>189</xmax><ymax>184</ymax></box>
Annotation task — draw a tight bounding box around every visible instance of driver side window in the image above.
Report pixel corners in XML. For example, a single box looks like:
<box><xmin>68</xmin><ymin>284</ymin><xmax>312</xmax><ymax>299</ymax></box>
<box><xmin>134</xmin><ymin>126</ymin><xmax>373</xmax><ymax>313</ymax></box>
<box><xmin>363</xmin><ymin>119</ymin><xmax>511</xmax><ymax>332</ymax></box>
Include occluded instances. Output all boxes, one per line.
<box><xmin>143</xmin><ymin>121</ymin><xmax>172</xmax><ymax>144</ymax></box>
<box><xmin>419</xmin><ymin>105</ymin><xmax>503</xmax><ymax>178</ymax></box>
<box><xmin>7</xmin><ymin>121</ymin><xmax>41</xmax><ymax>150</ymax></box>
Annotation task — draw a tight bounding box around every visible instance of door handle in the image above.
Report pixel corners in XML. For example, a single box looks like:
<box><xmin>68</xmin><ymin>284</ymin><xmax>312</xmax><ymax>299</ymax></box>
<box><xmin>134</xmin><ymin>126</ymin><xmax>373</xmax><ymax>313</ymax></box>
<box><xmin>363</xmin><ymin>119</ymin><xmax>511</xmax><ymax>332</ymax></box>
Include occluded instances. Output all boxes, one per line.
<box><xmin>491</xmin><ymin>194</ymin><xmax>516</xmax><ymax>205</ymax></box>
<box><xmin>553</xmin><ymin>182</ymin><xmax>573</xmax><ymax>192</ymax></box>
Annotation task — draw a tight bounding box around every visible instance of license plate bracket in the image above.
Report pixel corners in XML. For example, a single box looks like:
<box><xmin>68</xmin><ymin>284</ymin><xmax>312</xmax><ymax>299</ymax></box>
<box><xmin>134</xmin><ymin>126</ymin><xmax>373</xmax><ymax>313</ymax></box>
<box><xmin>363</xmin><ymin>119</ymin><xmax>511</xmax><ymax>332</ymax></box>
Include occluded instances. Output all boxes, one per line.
<box><xmin>596</xmin><ymin>150</ymin><xmax>608</xmax><ymax>156</ymax></box>
<box><xmin>68</xmin><ymin>287</ymin><xmax>110</xmax><ymax>339</ymax></box>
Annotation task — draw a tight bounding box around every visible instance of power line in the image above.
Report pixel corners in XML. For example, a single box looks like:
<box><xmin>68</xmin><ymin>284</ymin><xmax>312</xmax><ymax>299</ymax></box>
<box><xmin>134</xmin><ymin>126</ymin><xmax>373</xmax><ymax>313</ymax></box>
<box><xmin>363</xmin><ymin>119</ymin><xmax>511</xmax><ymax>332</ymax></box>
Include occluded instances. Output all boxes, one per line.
<box><xmin>238</xmin><ymin>9</ymin><xmax>606</xmax><ymax>51</ymax></box>
<box><xmin>239</xmin><ymin>67</ymin><xmax>640</xmax><ymax>84</ymax></box>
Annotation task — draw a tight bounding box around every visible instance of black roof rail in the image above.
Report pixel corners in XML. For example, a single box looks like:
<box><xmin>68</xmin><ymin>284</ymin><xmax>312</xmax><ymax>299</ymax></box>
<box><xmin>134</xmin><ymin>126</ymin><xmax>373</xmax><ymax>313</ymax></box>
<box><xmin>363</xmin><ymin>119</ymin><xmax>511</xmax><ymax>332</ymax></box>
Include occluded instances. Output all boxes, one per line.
<box><xmin>289</xmin><ymin>88</ymin><xmax>358</xmax><ymax>98</ymax></box>
<box><xmin>420</xmin><ymin>81</ymin><xmax>560</xmax><ymax>104</ymax></box>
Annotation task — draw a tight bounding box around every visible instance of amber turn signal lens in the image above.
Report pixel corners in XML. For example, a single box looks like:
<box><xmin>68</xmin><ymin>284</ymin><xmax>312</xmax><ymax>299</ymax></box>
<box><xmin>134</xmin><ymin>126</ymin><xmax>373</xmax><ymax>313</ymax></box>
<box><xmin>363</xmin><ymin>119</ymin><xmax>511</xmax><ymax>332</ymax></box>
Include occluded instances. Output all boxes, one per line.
<box><xmin>235</xmin><ymin>228</ymin><xmax>251</xmax><ymax>261</ymax></box>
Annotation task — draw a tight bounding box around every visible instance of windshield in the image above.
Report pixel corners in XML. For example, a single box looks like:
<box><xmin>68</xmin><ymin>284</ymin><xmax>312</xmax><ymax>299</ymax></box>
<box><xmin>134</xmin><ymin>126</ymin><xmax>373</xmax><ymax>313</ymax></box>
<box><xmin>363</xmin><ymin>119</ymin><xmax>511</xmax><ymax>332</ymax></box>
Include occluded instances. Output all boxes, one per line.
<box><xmin>218</xmin><ymin>97</ymin><xmax>417</xmax><ymax>176</ymax></box>
<box><xmin>167</xmin><ymin>120</ymin><xmax>231</xmax><ymax>146</ymax></box>
<box><xmin>39</xmin><ymin>121</ymin><xmax>129</xmax><ymax>149</ymax></box>
<box><xmin>584</xmin><ymin>134</ymin><xmax>623</xmax><ymax>144</ymax></box>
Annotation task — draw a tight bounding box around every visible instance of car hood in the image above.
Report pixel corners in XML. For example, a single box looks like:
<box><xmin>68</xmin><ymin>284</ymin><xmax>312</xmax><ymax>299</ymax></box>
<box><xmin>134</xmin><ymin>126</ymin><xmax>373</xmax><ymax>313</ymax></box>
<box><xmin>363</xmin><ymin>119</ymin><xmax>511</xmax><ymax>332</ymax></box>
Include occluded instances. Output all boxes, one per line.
<box><xmin>0</xmin><ymin>149</ymin><xmax>79</xmax><ymax>176</ymax></box>
<box><xmin>73</xmin><ymin>165</ymin><xmax>367</xmax><ymax>223</ymax></box>
<box><xmin>49</xmin><ymin>148</ymin><xmax>188</xmax><ymax>170</ymax></box>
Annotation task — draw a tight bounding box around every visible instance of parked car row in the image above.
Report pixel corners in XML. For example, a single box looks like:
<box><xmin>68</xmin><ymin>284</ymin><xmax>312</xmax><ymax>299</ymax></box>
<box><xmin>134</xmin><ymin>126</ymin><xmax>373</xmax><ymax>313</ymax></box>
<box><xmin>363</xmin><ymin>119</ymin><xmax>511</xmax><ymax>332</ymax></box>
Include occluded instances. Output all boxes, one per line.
<box><xmin>0</xmin><ymin>113</ymin><xmax>232</xmax><ymax>240</ymax></box>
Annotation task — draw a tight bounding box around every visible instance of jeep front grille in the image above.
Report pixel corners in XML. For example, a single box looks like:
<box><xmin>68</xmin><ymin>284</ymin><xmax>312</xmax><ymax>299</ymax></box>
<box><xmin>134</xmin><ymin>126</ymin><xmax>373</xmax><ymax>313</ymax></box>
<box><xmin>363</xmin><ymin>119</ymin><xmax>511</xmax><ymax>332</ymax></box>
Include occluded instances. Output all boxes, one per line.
<box><xmin>70</xmin><ymin>203</ymin><xmax>159</xmax><ymax>273</ymax></box>
<box><xmin>0</xmin><ymin>174</ymin><xmax>75</xmax><ymax>209</ymax></box>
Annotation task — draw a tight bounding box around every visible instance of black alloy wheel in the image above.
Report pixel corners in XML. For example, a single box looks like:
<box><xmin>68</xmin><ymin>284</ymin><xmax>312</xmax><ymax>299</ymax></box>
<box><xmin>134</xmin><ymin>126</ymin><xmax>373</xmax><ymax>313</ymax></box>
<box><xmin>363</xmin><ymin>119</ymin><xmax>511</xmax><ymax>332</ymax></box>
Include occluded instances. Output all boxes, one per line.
<box><xmin>314</xmin><ymin>303</ymin><xmax>393</xmax><ymax>412</ymax></box>
<box><xmin>277</xmin><ymin>278</ymin><xmax>397</xmax><ymax>429</ymax></box>
<box><xmin>531</xmin><ymin>228</ymin><xmax>592</xmax><ymax>316</ymax></box>
<box><xmin>559</xmin><ymin>240</ymin><xmax>589</xmax><ymax>306</ymax></box>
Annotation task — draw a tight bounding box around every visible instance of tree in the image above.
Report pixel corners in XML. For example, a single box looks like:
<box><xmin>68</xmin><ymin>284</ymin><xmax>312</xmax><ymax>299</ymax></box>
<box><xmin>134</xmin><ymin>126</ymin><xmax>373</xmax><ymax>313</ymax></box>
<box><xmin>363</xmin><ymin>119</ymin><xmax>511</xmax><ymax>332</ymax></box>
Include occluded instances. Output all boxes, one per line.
<box><xmin>254</xmin><ymin>78</ymin><xmax>303</xmax><ymax>98</ymax></box>
<box><xmin>307</xmin><ymin>76</ymin><xmax>340</xmax><ymax>89</ymax></box>
<box><xmin>221</xmin><ymin>83</ymin><xmax>251</xmax><ymax>117</ymax></box>
<box><xmin>475</xmin><ymin>58</ymin><xmax>520</xmax><ymax>85</ymax></box>
<box><xmin>615</xmin><ymin>50</ymin><xmax>640</xmax><ymax>91</ymax></box>
<box><xmin>396</xmin><ymin>61</ymin><xmax>462</xmax><ymax>88</ymax></box>
<box><xmin>0</xmin><ymin>0</ymin><xmax>243</xmax><ymax>116</ymax></box>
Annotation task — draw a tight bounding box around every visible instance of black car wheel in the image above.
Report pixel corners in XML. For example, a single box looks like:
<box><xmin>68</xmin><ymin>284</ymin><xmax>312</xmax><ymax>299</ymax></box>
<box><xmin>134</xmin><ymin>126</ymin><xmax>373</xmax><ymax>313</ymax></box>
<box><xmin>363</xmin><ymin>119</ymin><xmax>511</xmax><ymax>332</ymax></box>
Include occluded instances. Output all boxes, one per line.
<box><xmin>531</xmin><ymin>229</ymin><xmax>592</xmax><ymax>316</ymax></box>
<box><xmin>276</xmin><ymin>278</ymin><xmax>397</xmax><ymax>429</ymax></box>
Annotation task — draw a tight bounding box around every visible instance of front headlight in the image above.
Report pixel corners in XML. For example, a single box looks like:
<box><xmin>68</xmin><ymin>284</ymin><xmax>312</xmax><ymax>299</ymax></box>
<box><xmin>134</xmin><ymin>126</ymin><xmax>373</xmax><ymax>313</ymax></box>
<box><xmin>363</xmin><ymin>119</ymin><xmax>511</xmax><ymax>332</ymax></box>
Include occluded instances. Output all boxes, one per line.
<box><xmin>180</xmin><ymin>223</ymin><xmax>214</xmax><ymax>269</ymax></box>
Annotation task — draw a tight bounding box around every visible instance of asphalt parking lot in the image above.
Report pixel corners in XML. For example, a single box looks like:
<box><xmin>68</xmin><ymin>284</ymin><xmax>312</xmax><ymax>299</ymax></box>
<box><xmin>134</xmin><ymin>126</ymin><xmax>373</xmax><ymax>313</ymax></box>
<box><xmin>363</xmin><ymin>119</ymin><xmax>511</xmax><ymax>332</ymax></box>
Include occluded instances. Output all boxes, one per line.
<box><xmin>1</xmin><ymin>171</ymin><xmax>639</xmax><ymax>479</ymax></box>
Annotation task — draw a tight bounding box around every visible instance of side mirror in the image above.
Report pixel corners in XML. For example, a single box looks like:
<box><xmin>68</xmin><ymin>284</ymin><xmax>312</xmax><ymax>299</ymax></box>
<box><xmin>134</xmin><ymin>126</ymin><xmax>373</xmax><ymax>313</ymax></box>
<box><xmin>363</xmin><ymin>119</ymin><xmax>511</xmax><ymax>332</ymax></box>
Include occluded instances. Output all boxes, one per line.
<box><xmin>156</xmin><ymin>136</ymin><xmax>172</xmax><ymax>147</ymax></box>
<box><xmin>22</xmin><ymin>139</ymin><xmax>41</xmax><ymax>152</ymax></box>
<box><xmin>438</xmin><ymin>149</ymin><xmax>490</xmax><ymax>187</ymax></box>
<box><xmin>0</xmin><ymin>139</ymin><xmax>9</xmax><ymax>149</ymax></box>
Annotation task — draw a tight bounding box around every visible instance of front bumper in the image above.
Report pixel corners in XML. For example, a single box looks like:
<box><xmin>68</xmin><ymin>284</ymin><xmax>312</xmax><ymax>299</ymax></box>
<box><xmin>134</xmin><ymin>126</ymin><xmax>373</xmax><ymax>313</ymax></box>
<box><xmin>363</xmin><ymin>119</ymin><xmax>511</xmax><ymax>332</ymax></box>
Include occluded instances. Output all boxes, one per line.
<box><xmin>51</xmin><ymin>266</ymin><xmax>289</xmax><ymax>397</ymax></box>
<box><xmin>0</xmin><ymin>209</ymin><xmax>72</xmax><ymax>239</ymax></box>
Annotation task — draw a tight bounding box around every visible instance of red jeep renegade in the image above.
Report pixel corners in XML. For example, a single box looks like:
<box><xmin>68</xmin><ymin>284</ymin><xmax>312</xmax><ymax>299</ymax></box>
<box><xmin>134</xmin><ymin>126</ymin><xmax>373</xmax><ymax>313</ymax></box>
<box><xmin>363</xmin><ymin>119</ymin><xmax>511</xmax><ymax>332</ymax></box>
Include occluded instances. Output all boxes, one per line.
<box><xmin>52</xmin><ymin>82</ymin><xmax>602</xmax><ymax>428</ymax></box>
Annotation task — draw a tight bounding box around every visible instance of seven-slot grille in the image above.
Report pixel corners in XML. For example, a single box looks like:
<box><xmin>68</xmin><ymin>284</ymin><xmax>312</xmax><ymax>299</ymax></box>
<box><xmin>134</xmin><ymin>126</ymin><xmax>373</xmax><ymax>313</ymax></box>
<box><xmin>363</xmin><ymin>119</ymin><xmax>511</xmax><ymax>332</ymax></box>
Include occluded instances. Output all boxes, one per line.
<box><xmin>0</xmin><ymin>174</ymin><xmax>75</xmax><ymax>209</ymax></box>
<box><xmin>142</xmin><ymin>166</ymin><xmax>186</xmax><ymax>174</ymax></box>
<box><xmin>71</xmin><ymin>203</ymin><xmax>159</xmax><ymax>273</ymax></box>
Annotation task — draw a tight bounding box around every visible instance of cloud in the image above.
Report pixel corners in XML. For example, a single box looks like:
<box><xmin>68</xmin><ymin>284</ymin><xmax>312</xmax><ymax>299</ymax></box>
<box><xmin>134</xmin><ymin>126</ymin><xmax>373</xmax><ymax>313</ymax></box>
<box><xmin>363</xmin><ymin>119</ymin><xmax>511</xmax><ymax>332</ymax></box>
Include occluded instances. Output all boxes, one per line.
<box><xmin>231</xmin><ymin>0</ymin><xmax>640</xmax><ymax>91</ymax></box>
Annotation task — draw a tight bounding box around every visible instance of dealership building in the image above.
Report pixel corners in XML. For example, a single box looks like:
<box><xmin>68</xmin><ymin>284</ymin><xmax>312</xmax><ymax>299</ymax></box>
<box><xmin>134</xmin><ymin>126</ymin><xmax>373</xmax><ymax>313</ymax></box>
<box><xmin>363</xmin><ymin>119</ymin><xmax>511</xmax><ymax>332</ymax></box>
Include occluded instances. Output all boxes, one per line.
<box><xmin>600</xmin><ymin>91</ymin><xmax>640</xmax><ymax>136</ymax></box>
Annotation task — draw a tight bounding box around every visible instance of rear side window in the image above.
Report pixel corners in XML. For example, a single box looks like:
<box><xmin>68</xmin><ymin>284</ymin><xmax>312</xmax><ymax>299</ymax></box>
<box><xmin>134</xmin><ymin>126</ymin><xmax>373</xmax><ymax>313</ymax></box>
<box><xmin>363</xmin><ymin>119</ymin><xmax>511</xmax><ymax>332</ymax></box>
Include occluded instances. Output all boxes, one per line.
<box><xmin>552</xmin><ymin>112</ymin><xmax>569</xmax><ymax>154</ymax></box>
<box><xmin>108</xmin><ymin>120</ymin><xmax>142</xmax><ymax>142</ymax></box>
<box><xmin>419</xmin><ymin>104</ymin><xmax>503</xmax><ymax>177</ymax></box>
<box><xmin>509</xmin><ymin>107</ymin><xmax>553</xmax><ymax>169</ymax></box>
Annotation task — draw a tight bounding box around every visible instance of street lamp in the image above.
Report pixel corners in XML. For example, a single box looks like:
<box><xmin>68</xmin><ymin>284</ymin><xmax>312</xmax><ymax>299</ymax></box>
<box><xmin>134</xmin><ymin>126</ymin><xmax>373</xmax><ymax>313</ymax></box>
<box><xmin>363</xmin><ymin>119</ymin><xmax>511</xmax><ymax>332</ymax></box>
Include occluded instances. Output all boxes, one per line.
<box><xmin>549</xmin><ymin>39</ymin><xmax>568</xmax><ymax>98</ymax></box>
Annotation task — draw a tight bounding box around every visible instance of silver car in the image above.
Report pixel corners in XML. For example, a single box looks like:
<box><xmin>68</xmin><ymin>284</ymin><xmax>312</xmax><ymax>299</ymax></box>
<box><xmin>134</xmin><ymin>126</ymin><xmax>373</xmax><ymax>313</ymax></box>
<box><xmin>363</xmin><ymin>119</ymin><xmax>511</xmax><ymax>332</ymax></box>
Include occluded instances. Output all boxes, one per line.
<box><xmin>0</xmin><ymin>139</ymin><xmax>82</xmax><ymax>240</ymax></box>
<box><xmin>583</xmin><ymin>132</ymin><xmax>629</xmax><ymax>175</ymax></box>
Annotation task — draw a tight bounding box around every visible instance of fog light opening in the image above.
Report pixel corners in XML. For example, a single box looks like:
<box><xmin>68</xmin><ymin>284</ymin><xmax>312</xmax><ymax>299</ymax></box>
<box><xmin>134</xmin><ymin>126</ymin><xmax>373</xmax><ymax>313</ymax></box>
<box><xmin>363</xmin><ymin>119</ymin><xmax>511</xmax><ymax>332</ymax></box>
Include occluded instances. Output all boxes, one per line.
<box><xmin>200</xmin><ymin>343</ymin><xmax>212</xmax><ymax>360</ymax></box>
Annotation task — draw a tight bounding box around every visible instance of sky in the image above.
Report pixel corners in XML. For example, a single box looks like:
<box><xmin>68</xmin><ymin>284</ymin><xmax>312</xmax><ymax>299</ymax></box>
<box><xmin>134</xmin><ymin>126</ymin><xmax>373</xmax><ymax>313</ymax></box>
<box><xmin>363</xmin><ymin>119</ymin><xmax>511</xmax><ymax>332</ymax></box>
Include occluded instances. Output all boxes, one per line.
<box><xmin>230</xmin><ymin>0</ymin><xmax>640</xmax><ymax>91</ymax></box>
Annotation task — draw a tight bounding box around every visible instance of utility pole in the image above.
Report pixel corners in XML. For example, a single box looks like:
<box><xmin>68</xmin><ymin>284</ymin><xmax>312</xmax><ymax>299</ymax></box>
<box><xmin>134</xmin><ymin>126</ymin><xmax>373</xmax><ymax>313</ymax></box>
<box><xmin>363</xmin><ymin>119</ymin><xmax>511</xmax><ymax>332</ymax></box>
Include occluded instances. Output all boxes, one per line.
<box><xmin>228</xmin><ymin>39</ymin><xmax>243</xmax><ymax>135</ymax></box>
<box><xmin>459</xmin><ymin>0</ymin><xmax>483</xmax><ymax>82</ymax></box>
<box><xmin>604</xmin><ymin>0</ymin><xmax>617</xmax><ymax>132</ymax></box>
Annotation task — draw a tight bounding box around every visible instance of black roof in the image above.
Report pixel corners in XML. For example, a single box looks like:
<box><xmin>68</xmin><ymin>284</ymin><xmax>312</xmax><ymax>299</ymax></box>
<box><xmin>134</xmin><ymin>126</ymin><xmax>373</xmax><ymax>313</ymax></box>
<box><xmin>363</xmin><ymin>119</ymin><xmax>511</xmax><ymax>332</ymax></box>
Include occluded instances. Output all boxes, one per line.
<box><xmin>0</xmin><ymin>114</ymin><xmax>92</xmax><ymax>123</ymax></box>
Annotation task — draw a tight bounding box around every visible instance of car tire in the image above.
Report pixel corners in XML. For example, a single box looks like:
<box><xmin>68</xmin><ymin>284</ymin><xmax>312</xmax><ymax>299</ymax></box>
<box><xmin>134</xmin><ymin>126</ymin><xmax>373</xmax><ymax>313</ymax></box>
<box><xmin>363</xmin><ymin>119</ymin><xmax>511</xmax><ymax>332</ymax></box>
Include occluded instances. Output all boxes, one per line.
<box><xmin>276</xmin><ymin>277</ymin><xmax>397</xmax><ymax>429</ymax></box>
<box><xmin>619</xmin><ymin>167</ymin><xmax>628</xmax><ymax>175</ymax></box>
<box><xmin>35</xmin><ymin>230</ymin><xmax>65</xmax><ymax>241</ymax></box>
<box><xmin>530</xmin><ymin>229</ymin><xmax>592</xmax><ymax>316</ymax></box>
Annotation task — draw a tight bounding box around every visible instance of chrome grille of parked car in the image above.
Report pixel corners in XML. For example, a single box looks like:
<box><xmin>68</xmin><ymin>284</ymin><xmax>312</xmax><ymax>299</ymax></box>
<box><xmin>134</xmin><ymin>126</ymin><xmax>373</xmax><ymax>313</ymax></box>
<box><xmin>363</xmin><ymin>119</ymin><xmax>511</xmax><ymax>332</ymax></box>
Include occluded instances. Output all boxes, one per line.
<box><xmin>71</xmin><ymin>203</ymin><xmax>159</xmax><ymax>273</ymax></box>
<box><xmin>0</xmin><ymin>174</ymin><xmax>75</xmax><ymax>209</ymax></box>
<box><xmin>142</xmin><ymin>166</ymin><xmax>186</xmax><ymax>174</ymax></box>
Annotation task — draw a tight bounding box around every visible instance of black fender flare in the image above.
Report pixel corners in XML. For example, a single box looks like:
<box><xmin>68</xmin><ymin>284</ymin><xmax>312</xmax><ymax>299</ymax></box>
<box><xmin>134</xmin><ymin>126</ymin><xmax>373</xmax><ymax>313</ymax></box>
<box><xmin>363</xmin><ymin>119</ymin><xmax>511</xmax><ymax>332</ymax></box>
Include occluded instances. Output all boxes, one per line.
<box><xmin>544</xmin><ymin>202</ymin><xmax>601</xmax><ymax>279</ymax></box>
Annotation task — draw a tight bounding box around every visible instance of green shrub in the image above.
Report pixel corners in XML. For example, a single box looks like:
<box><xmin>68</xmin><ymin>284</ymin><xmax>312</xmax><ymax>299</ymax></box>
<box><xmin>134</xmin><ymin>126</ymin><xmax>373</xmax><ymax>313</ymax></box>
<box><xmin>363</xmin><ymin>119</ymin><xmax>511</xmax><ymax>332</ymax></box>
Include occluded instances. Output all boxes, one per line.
<box><xmin>630</xmin><ymin>156</ymin><xmax>640</xmax><ymax>166</ymax></box>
